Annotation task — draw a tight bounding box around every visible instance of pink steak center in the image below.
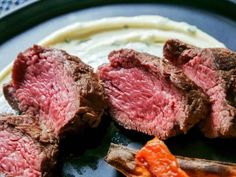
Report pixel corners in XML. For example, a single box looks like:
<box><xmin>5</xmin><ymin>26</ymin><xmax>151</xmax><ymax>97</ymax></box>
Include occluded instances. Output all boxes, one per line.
<box><xmin>0</xmin><ymin>129</ymin><xmax>43</xmax><ymax>177</ymax></box>
<box><xmin>182</xmin><ymin>54</ymin><xmax>228</xmax><ymax>131</ymax></box>
<box><xmin>13</xmin><ymin>51</ymin><xmax>80</xmax><ymax>135</ymax></box>
<box><xmin>100</xmin><ymin>65</ymin><xmax>187</xmax><ymax>135</ymax></box>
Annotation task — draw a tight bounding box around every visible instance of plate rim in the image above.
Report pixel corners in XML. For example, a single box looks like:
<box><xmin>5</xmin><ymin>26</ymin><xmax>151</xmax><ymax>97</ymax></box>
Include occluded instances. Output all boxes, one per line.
<box><xmin>0</xmin><ymin>0</ymin><xmax>236</xmax><ymax>45</ymax></box>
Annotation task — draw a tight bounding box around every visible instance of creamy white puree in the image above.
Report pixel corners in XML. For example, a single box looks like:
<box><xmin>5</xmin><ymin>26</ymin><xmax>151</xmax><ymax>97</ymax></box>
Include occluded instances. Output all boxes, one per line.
<box><xmin>0</xmin><ymin>15</ymin><xmax>225</xmax><ymax>113</ymax></box>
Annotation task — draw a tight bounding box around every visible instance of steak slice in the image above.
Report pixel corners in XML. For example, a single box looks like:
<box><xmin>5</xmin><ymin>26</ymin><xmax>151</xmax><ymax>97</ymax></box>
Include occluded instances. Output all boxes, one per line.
<box><xmin>0</xmin><ymin>115</ymin><xmax>58</xmax><ymax>177</ymax></box>
<box><xmin>3</xmin><ymin>45</ymin><xmax>106</xmax><ymax>137</ymax></box>
<box><xmin>98</xmin><ymin>49</ymin><xmax>209</xmax><ymax>139</ymax></box>
<box><xmin>163</xmin><ymin>39</ymin><xmax>236</xmax><ymax>138</ymax></box>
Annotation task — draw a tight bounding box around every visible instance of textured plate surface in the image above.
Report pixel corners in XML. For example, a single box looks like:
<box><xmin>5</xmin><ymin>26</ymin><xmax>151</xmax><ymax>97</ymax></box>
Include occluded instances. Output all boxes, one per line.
<box><xmin>0</xmin><ymin>1</ymin><xmax>236</xmax><ymax>177</ymax></box>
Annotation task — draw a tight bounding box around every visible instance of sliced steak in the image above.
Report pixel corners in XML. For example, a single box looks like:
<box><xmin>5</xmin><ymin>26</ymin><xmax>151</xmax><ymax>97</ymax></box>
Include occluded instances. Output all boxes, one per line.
<box><xmin>3</xmin><ymin>45</ymin><xmax>106</xmax><ymax>137</ymax></box>
<box><xmin>0</xmin><ymin>115</ymin><xmax>58</xmax><ymax>177</ymax></box>
<box><xmin>98</xmin><ymin>49</ymin><xmax>209</xmax><ymax>139</ymax></box>
<box><xmin>163</xmin><ymin>39</ymin><xmax>236</xmax><ymax>137</ymax></box>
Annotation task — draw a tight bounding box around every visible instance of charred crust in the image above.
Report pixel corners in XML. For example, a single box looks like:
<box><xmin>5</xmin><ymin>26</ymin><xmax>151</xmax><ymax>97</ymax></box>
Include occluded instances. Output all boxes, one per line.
<box><xmin>3</xmin><ymin>83</ymin><xmax>19</xmax><ymax>111</ymax></box>
<box><xmin>105</xmin><ymin>143</ymin><xmax>137</xmax><ymax>175</ymax></box>
<box><xmin>163</xmin><ymin>39</ymin><xmax>199</xmax><ymax>65</ymax></box>
<box><xmin>211</xmin><ymin>48</ymin><xmax>236</xmax><ymax>71</ymax></box>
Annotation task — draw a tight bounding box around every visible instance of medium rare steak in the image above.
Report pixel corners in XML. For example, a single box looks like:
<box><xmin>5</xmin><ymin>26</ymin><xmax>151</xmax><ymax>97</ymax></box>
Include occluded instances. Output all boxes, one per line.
<box><xmin>98</xmin><ymin>49</ymin><xmax>209</xmax><ymax>139</ymax></box>
<box><xmin>163</xmin><ymin>39</ymin><xmax>236</xmax><ymax>137</ymax></box>
<box><xmin>3</xmin><ymin>45</ymin><xmax>106</xmax><ymax>137</ymax></box>
<box><xmin>0</xmin><ymin>115</ymin><xmax>58</xmax><ymax>177</ymax></box>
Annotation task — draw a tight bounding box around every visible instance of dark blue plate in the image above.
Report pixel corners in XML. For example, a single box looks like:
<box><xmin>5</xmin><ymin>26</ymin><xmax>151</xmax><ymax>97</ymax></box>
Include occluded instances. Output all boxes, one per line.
<box><xmin>0</xmin><ymin>1</ymin><xmax>236</xmax><ymax>176</ymax></box>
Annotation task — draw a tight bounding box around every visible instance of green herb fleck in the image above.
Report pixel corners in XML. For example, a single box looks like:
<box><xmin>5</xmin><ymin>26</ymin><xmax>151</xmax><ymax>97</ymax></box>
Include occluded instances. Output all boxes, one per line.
<box><xmin>187</xmin><ymin>27</ymin><xmax>197</xmax><ymax>34</ymax></box>
<box><xmin>145</xmin><ymin>42</ymin><xmax>151</xmax><ymax>46</ymax></box>
<box><xmin>123</xmin><ymin>25</ymin><xmax>129</xmax><ymax>29</ymax></box>
<box><xmin>153</xmin><ymin>39</ymin><xmax>164</xmax><ymax>44</ymax></box>
<box><xmin>77</xmin><ymin>38</ymin><xmax>90</xmax><ymax>44</ymax></box>
<box><xmin>64</xmin><ymin>38</ymin><xmax>71</xmax><ymax>43</ymax></box>
<box><xmin>111</xmin><ymin>41</ymin><xmax>122</xmax><ymax>46</ymax></box>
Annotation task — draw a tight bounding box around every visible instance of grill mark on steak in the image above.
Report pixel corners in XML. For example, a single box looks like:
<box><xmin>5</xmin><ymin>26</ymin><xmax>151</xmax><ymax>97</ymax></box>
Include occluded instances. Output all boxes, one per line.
<box><xmin>163</xmin><ymin>39</ymin><xmax>236</xmax><ymax>137</ymax></box>
<box><xmin>99</xmin><ymin>49</ymin><xmax>209</xmax><ymax>139</ymax></box>
<box><xmin>3</xmin><ymin>45</ymin><xmax>106</xmax><ymax>137</ymax></box>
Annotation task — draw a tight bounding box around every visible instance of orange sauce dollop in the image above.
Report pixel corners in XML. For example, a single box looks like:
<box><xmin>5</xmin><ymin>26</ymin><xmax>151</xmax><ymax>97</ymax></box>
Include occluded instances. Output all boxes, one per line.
<box><xmin>135</xmin><ymin>137</ymin><xmax>189</xmax><ymax>177</ymax></box>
